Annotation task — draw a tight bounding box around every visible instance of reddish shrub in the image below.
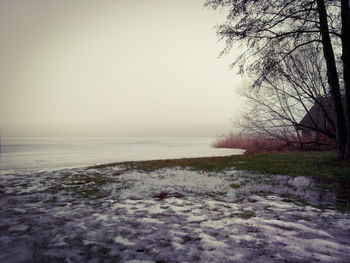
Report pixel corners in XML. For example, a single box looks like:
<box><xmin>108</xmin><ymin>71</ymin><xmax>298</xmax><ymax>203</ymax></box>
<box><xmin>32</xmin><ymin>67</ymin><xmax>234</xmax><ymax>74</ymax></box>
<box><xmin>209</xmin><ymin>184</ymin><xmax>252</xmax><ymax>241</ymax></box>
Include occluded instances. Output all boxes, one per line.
<box><xmin>213</xmin><ymin>133</ymin><xmax>299</xmax><ymax>154</ymax></box>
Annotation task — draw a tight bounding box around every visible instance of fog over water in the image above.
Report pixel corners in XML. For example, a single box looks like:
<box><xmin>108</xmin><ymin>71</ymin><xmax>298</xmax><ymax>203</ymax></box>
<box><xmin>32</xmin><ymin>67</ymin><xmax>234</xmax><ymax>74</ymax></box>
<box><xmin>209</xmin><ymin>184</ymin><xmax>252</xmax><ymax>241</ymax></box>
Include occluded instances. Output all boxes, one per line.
<box><xmin>0</xmin><ymin>0</ymin><xmax>242</xmax><ymax>139</ymax></box>
<box><xmin>0</xmin><ymin>1</ymin><xmax>244</xmax><ymax>171</ymax></box>
<box><xmin>0</xmin><ymin>137</ymin><xmax>244</xmax><ymax>171</ymax></box>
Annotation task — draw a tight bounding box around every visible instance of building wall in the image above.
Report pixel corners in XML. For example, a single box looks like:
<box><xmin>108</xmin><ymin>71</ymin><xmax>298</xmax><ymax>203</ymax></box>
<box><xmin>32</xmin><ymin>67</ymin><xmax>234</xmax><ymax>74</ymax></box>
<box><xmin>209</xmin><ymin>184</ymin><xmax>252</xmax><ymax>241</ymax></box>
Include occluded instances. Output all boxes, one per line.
<box><xmin>318</xmin><ymin>132</ymin><xmax>335</xmax><ymax>145</ymax></box>
<box><xmin>301</xmin><ymin>131</ymin><xmax>314</xmax><ymax>142</ymax></box>
<box><xmin>301</xmin><ymin>130</ymin><xmax>335</xmax><ymax>145</ymax></box>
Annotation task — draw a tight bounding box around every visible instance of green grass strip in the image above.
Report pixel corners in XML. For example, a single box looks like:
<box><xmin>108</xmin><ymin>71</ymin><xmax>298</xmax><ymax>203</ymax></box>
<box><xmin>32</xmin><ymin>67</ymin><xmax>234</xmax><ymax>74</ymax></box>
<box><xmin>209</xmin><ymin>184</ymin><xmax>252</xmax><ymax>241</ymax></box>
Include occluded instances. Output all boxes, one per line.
<box><xmin>89</xmin><ymin>151</ymin><xmax>350</xmax><ymax>181</ymax></box>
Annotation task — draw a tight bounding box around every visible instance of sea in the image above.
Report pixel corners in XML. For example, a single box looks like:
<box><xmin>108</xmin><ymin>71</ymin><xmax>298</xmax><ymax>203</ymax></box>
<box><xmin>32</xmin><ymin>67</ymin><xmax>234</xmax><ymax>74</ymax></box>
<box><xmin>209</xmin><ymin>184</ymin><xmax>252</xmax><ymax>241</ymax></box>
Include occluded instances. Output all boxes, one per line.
<box><xmin>0</xmin><ymin>137</ymin><xmax>243</xmax><ymax>172</ymax></box>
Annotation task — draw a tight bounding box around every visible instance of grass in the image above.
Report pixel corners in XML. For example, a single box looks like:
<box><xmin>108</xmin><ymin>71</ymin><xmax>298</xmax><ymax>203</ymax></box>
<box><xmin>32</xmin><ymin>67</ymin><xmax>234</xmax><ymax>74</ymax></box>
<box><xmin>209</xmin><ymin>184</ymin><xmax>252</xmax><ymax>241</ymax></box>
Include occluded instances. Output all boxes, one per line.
<box><xmin>236</xmin><ymin>211</ymin><xmax>256</xmax><ymax>219</ymax></box>
<box><xmin>89</xmin><ymin>151</ymin><xmax>350</xmax><ymax>181</ymax></box>
<box><xmin>86</xmin><ymin>151</ymin><xmax>350</xmax><ymax>211</ymax></box>
<box><xmin>46</xmin><ymin>174</ymin><xmax>117</xmax><ymax>200</ymax></box>
<box><xmin>73</xmin><ymin>186</ymin><xmax>111</xmax><ymax>199</ymax></box>
<box><xmin>229</xmin><ymin>183</ymin><xmax>241</xmax><ymax>189</ymax></box>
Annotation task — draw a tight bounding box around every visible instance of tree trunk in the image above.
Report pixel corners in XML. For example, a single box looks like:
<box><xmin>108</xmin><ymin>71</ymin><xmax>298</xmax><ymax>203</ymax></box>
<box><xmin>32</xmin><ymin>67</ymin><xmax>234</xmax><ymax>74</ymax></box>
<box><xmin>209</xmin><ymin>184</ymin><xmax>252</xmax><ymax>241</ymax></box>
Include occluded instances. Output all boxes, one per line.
<box><xmin>316</xmin><ymin>0</ymin><xmax>347</xmax><ymax>160</ymax></box>
<box><xmin>341</xmin><ymin>0</ymin><xmax>350</xmax><ymax>160</ymax></box>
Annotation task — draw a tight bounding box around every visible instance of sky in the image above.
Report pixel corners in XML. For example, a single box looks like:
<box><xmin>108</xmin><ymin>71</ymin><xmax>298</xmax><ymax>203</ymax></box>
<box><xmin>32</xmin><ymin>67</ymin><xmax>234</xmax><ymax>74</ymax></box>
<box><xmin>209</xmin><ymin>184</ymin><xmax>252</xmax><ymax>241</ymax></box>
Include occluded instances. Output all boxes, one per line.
<box><xmin>0</xmin><ymin>0</ymin><xmax>242</xmax><ymax>138</ymax></box>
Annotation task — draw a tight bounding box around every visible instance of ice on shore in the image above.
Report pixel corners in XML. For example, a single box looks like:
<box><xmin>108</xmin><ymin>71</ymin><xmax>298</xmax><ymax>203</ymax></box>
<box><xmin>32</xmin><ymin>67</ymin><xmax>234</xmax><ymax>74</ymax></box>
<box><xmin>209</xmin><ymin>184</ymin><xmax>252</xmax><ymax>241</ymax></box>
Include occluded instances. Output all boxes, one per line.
<box><xmin>0</xmin><ymin>167</ymin><xmax>349</xmax><ymax>262</ymax></box>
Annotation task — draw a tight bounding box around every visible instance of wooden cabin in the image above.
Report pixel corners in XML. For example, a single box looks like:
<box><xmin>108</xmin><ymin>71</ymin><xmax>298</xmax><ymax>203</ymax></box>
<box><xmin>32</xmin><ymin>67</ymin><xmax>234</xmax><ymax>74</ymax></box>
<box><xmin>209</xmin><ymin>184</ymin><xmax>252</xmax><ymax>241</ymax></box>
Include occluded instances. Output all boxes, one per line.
<box><xmin>295</xmin><ymin>100</ymin><xmax>336</xmax><ymax>145</ymax></box>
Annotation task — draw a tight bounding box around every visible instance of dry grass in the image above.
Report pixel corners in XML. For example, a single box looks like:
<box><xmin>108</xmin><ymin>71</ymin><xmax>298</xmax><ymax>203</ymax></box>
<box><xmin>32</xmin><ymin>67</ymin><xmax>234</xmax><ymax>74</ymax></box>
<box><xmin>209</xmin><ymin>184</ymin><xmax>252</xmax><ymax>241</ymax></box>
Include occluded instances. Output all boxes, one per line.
<box><xmin>212</xmin><ymin>133</ymin><xmax>299</xmax><ymax>154</ymax></box>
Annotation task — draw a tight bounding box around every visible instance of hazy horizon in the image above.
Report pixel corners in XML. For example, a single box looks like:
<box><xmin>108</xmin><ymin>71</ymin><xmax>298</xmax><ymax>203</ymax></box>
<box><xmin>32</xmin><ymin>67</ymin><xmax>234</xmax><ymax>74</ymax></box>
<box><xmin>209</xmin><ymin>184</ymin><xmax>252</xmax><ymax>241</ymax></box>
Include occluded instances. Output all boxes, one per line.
<box><xmin>0</xmin><ymin>0</ymin><xmax>242</xmax><ymax>138</ymax></box>
<box><xmin>1</xmin><ymin>121</ymin><xmax>235</xmax><ymax>139</ymax></box>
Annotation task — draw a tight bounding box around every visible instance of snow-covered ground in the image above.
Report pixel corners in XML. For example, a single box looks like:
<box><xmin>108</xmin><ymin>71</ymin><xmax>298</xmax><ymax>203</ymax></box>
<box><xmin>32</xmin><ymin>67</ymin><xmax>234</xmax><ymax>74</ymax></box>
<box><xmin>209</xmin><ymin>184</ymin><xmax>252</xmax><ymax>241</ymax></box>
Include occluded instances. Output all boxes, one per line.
<box><xmin>0</xmin><ymin>167</ymin><xmax>349</xmax><ymax>262</ymax></box>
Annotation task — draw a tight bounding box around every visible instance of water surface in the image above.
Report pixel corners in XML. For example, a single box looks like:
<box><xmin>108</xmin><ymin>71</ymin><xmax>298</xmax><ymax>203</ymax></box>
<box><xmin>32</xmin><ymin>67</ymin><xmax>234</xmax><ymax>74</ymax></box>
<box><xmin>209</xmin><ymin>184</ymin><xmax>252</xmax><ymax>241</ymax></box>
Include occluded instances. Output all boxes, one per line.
<box><xmin>0</xmin><ymin>137</ymin><xmax>243</xmax><ymax>172</ymax></box>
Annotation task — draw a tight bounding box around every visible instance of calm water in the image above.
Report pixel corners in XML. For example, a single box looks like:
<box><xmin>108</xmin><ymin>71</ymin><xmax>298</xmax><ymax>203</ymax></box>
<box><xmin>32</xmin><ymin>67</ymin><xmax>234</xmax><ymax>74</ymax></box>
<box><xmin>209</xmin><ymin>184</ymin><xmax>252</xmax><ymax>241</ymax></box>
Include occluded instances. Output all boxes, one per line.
<box><xmin>0</xmin><ymin>137</ymin><xmax>243</xmax><ymax>172</ymax></box>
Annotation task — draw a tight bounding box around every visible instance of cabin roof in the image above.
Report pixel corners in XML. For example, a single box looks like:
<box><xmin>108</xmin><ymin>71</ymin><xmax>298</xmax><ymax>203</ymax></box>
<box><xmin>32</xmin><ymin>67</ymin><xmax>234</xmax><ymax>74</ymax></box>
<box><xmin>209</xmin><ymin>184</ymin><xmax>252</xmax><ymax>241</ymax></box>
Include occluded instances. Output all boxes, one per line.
<box><xmin>296</xmin><ymin>98</ymin><xmax>335</xmax><ymax>132</ymax></box>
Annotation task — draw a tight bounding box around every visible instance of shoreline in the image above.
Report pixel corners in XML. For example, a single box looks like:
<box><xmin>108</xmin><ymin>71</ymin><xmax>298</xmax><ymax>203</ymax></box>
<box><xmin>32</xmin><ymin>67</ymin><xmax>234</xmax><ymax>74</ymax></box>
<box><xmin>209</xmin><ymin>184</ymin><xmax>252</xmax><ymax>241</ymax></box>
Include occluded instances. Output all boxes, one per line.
<box><xmin>0</xmin><ymin>137</ymin><xmax>244</xmax><ymax>171</ymax></box>
<box><xmin>88</xmin><ymin>151</ymin><xmax>349</xmax><ymax>180</ymax></box>
<box><xmin>2</xmin><ymin>150</ymin><xmax>349</xmax><ymax>182</ymax></box>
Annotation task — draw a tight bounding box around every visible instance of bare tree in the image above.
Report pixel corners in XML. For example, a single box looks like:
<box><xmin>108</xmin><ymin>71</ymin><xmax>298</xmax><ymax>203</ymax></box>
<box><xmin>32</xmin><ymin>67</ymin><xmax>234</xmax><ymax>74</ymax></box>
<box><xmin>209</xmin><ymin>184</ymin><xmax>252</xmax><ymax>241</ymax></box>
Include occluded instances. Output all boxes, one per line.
<box><xmin>205</xmin><ymin>0</ymin><xmax>350</xmax><ymax>160</ymax></box>
<box><xmin>316</xmin><ymin>0</ymin><xmax>346</xmax><ymax>158</ymax></box>
<box><xmin>340</xmin><ymin>0</ymin><xmax>350</xmax><ymax>159</ymax></box>
<box><xmin>238</xmin><ymin>46</ymin><xmax>333</xmax><ymax>149</ymax></box>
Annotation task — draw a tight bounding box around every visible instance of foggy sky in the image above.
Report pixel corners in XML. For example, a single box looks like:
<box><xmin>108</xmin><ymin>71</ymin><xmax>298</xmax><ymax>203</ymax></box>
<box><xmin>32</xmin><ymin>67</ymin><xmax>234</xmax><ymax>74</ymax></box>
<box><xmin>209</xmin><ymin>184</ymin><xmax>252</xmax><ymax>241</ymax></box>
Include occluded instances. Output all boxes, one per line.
<box><xmin>0</xmin><ymin>0</ymin><xmax>242</xmax><ymax>138</ymax></box>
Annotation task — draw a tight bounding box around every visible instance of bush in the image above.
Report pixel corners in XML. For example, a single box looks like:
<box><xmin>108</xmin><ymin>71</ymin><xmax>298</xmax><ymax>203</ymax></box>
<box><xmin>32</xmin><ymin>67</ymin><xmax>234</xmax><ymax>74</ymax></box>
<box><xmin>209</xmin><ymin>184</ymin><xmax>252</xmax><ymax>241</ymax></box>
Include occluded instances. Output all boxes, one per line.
<box><xmin>212</xmin><ymin>133</ymin><xmax>300</xmax><ymax>154</ymax></box>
